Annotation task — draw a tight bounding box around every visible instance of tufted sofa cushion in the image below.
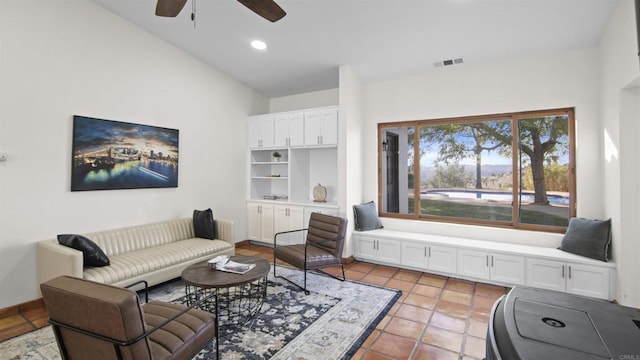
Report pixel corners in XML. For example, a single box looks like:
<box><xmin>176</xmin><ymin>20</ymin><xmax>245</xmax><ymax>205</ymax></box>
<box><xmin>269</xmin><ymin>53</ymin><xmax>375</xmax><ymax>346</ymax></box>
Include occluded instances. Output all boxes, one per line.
<box><xmin>87</xmin><ymin>218</ymin><xmax>197</xmax><ymax>257</ymax></box>
<box><xmin>84</xmin><ymin>238</ymin><xmax>232</xmax><ymax>284</ymax></box>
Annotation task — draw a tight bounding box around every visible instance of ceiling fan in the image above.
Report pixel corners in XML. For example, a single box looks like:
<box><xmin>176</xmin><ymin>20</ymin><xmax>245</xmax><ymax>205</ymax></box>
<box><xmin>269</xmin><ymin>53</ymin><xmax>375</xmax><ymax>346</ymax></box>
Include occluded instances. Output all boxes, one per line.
<box><xmin>155</xmin><ymin>0</ymin><xmax>286</xmax><ymax>22</ymax></box>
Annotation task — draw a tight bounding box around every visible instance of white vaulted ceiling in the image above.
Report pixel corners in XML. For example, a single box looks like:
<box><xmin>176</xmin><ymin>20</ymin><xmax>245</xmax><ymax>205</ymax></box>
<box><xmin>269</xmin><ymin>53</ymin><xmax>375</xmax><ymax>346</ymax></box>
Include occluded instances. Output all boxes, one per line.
<box><xmin>93</xmin><ymin>0</ymin><xmax>621</xmax><ymax>98</ymax></box>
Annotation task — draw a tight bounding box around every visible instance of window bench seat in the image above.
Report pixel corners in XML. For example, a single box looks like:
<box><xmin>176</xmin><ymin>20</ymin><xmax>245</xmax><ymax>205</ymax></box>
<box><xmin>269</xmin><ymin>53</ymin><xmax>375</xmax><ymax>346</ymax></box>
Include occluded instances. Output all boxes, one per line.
<box><xmin>352</xmin><ymin>229</ymin><xmax>616</xmax><ymax>300</ymax></box>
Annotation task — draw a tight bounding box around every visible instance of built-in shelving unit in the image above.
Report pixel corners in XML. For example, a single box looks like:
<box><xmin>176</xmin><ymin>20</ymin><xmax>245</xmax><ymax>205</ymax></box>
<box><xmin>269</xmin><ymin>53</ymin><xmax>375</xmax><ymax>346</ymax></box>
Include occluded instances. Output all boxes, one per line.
<box><xmin>246</xmin><ymin>106</ymin><xmax>340</xmax><ymax>245</ymax></box>
<box><xmin>249</xmin><ymin>149</ymin><xmax>290</xmax><ymax>201</ymax></box>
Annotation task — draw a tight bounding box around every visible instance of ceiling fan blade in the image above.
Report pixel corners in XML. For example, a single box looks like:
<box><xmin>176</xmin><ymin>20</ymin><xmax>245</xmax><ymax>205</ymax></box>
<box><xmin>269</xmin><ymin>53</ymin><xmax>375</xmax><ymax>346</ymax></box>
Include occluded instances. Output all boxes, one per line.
<box><xmin>236</xmin><ymin>0</ymin><xmax>286</xmax><ymax>22</ymax></box>
<box><xmin>156</xmin><ymin>0</ymin><xmax>188</xmax><ymax>17</ymax></box>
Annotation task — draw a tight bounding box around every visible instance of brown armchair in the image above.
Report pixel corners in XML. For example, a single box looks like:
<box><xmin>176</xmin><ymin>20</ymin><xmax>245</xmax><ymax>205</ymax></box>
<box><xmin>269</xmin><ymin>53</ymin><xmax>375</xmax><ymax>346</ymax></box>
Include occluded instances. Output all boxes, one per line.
<box><xmin>273</xmin><ymin>212</ymin><xmax>348</xmax><ymax>294</ymax></box>
<box><xmin>40</xmin><ymin>276</ymin><xmax>217</xmax><ymax>360</ymax></box>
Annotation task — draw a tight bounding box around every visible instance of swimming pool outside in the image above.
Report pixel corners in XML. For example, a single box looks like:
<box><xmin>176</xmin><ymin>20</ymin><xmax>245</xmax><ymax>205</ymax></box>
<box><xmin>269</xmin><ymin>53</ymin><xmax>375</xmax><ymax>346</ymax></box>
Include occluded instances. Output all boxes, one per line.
<box><xmin>423</xmin><ymin>189</ymin><xmax>570</xmax><ymax>206</ymax></box>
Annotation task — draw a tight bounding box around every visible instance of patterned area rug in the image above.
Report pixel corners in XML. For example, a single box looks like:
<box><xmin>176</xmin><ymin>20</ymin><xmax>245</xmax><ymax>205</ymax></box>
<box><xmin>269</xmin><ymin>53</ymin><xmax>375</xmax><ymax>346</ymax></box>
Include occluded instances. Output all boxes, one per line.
<box><xmin>0</xmin><ymin>266</ymin><xmax>400</xmax><ymax>359</ymax></box>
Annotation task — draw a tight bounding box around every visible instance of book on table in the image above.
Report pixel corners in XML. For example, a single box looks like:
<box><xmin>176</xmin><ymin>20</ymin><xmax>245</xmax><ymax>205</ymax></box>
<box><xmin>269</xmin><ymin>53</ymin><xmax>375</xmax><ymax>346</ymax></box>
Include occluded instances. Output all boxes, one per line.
<box><xmin>208</xmin><ymin>256</ymin><xmax>255</xmax><ymax>274</ymax></box>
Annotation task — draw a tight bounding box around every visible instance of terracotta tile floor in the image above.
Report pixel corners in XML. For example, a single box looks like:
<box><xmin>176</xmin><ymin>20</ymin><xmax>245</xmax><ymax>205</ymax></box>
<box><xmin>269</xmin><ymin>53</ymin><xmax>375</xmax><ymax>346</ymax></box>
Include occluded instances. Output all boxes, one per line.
<box><xmin>236</xmin><ymin>243</ymin><xmax>507</xmax><ymax>360</ymax></box>
<box><xmin>0</xmin><ymin>242</ymin><xmax>508</xmax><ymax>359</ymax></box>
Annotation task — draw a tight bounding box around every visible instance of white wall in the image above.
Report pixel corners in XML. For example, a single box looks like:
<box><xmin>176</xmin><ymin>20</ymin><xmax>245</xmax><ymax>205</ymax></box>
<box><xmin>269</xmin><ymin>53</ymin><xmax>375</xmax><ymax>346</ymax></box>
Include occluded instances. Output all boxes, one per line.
<box><xmin>0</xmin><ymin>0</ymin><xmax>268</xmax><ymax>308</ymax></box>
<box><xmin>599</xmin><ymin>0</ymin><xmax>640</xmax><ymax>307</ymax></box>
<box><xmin>269</xmin><ymin>89</ymin><xmax>338</xmax><ymax>113</ymax></box>
<box><xmin>339</xmin><ymin>65</ymin><xmax>365</xmax><ymax>257</ymax></box>
<box><xmin>361</xmin><ymin>48</ymin><xmax>602</xmax><ymax>248</ymax></box>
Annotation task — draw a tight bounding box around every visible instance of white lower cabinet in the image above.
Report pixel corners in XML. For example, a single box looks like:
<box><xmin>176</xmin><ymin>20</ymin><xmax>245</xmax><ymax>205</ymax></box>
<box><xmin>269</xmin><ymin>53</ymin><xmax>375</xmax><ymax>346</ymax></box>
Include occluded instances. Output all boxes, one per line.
<box><xmin>273</xmin><ymin>205</ymin><xmax>304</xmax><ymax>245</ymax></box>
<box><xmin>354</xmin><ymin>235</ymin><xmax>401</xmax><ymax>264</ymax></box>
<box><xmin>248</xmin><ymin>202</ymin><xmax>338</xmax><ymax>246</ymax></box>
<box><xmin>247</xmin><ymin>202</ymin><xmax>274</xmax><ymax>244</ymax></box>
<box><xmin>457</xmin><ymin>249</ymin><xmax>525</xmax><ymax>285</ymax></box>
<box><xmin>526</xmin><ymin>258</ymin><xmax>612</xmax><ymax>299</ymax></box>
<box><xmin>303</xmin><ymin>207</ymin><xmax>338</xmax><ymax>229</ymax></box>
<box><xmin>401</xmin><ymin>242</ymin><xmax>456</xmax><ymax>274</ymax></box>
<box><xmin>349</xmin><ymin>231</ymin><xmax>614</xmax><ymax>300</ymax></box>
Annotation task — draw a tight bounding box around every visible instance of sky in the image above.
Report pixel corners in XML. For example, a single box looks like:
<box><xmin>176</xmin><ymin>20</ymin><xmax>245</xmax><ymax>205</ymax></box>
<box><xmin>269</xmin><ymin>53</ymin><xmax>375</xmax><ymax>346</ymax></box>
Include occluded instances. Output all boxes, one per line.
<box><xmin>73</xmin><ymin>116</ymin><xmax>179</xmax><ymax>157</ymax></box>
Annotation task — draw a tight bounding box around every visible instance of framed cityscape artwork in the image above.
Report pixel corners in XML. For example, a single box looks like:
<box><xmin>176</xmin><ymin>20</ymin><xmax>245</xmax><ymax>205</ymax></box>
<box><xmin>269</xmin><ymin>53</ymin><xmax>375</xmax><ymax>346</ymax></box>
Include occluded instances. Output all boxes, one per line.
<box><xmin>71</xmin><ymin>115</ymin><xmax>179</xmax><ymax>191</ymax></box>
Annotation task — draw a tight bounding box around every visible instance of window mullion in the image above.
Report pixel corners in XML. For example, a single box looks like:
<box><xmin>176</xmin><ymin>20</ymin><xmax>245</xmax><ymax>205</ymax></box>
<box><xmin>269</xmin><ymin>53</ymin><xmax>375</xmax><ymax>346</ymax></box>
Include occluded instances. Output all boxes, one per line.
<box><xmin>413</xmin><ymin>127</ymin><xmax>421</xmax><ymax>217</ymax></box>
<box><xmin>512</xmin><ymin>116</ymin><xmax>520</xmax><ymax>227</ymax></box>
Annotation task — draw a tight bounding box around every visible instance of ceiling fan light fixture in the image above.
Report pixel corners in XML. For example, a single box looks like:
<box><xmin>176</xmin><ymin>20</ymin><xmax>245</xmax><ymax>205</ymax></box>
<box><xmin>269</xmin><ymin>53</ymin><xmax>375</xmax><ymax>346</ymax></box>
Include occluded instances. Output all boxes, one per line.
<box><xmin>251</xmin><ymin>40</ymin><xmax>268</xmax><ymax>50</ymax></box>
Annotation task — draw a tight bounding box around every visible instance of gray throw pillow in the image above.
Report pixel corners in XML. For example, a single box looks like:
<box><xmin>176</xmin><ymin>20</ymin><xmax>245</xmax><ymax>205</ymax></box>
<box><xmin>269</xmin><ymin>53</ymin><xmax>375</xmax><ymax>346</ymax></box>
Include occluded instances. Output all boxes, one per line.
<box><xmin>193</xmin><ymin>208</ymin><xmax>216</xmax><ymax>239</ymax></box>
<box><xmin>558</xmin><ymin>217</ymin><xmax>611</xmax><ymax>262</ymax></box>
<box><xmin>353</xmin><ymin>201</ymin><xmax>383</xmax><ymax>231</ymax></box>
<box><xmin>57</xmin><ymin>234</ymin><xmax>110</xmax><ymax>267</ymax></box>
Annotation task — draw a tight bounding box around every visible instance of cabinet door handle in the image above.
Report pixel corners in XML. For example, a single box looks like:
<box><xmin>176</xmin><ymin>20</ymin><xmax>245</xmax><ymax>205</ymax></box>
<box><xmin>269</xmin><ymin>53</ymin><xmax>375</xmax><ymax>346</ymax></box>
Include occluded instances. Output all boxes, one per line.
<box><xmin>568</xmin><ymin>265</ymin><xmax>572</xmax><ymax>279</ymax></box>
<box><xmin>491</xmin><ymin>255</ymin><xmax>494</xmax><ymax>267</ymax></box>
<box><xmin>486</xmin><ymin>255</ymin><xmax>489</xmax><ymax>267</ymax></box>
<box><xmin>424</xmin><ymin>247</ymin><xmax>427</xmax><ymax>257</ymax></box>
<box><xmin>561</xmin><ymin>265</ymin><xmax>565</xmax><ymax>278</ymax></box>
<box><xmin>429</xmin><ymin>247</ymin><xmax>431</xmax><ymax>258</ymax></box>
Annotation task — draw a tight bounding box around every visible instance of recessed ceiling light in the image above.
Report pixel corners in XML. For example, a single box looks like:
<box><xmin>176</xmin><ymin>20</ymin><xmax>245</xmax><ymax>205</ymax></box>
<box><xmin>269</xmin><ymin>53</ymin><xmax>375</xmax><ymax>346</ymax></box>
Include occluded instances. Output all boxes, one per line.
<box><xmin>251</xmin><ymin>40</ymin><xmax>267</xmax><ymax>50</ymax></box>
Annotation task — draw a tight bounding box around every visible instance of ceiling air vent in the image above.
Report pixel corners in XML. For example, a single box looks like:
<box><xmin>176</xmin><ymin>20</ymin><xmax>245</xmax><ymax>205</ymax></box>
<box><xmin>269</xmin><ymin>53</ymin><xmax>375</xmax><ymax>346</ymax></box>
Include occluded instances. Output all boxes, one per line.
<box><xmin>434</xmin><ymin>58</ymin><xmax>464</xmax><ymax>68</ymax></box>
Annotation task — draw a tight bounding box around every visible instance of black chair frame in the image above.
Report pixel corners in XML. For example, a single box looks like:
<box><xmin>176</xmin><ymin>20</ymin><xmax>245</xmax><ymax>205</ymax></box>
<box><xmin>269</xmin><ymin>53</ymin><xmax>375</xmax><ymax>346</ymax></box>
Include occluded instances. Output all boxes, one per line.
<box><xmin>273</xmin><ymin>228</ymin><xmax>346</xmax><ymax>294</ymax></box>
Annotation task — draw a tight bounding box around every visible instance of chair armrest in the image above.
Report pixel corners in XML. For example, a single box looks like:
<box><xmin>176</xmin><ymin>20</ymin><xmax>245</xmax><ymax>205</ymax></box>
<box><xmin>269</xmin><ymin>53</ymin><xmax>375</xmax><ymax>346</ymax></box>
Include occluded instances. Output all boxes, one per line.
<box><xmin>274</xmin><ymin>228</ymin><xmax>308</xmax><ymax>247</ymax></box>
<box><xmin>215</xmin><ymin>219</ymin><xmax>235</xmax><ymax>244</ymax></box>
<box><xmin>48</xmin><ymin>291</ymin><xmax>218</xmax><ymax>347</ymax></box>
<box><xmin>37</xmin><ymin>241</ymin><xmax>84</xmax><ymax>287</ymax></box>
<box><xmin>124</xmin><ymin>280</ymin><xmax>149</xmax><ymax>304</ymax></box>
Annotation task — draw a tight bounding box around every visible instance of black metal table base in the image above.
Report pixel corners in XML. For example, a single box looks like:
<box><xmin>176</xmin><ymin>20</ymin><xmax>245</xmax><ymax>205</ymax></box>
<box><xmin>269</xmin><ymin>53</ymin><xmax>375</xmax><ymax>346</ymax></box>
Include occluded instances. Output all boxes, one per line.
<box><xmin>184</xmin><ymin>275</ymin><xmax>268</xmax><ymax>330</ymax></box>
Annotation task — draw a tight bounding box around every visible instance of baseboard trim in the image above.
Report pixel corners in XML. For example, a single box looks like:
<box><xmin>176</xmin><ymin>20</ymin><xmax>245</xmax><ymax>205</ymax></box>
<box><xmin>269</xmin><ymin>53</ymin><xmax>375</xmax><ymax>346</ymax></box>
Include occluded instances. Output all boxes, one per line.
<box><xmin>0</xmin><ymin>297</ymin><xmax>45</xmax><ymax>319</ymax></box>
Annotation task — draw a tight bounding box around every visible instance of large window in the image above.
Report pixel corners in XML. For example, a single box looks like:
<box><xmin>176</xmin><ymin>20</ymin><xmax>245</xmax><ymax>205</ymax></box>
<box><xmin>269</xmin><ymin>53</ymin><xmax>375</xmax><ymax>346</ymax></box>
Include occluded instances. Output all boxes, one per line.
<box><xmin>379</xmin><ymin>108</ymin><xmax>575</xmax><ymax>232</ymax></box>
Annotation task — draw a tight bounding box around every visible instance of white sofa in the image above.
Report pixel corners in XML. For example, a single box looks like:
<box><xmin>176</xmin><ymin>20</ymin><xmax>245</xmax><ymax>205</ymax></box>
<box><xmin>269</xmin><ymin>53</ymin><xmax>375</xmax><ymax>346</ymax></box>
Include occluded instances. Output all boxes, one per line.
<box><xmin>37</xmin><ymin>217</ymin><xmax>235</xmax><ymax>289</ymax></box>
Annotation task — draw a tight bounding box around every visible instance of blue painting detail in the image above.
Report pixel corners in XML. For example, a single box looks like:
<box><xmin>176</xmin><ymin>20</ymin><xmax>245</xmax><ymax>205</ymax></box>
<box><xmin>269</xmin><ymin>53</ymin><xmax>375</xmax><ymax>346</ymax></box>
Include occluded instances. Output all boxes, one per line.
<box><xmin>71</xmin><ymin>115</ymin><xmax>179</xmax><ymax>191</ymax></box>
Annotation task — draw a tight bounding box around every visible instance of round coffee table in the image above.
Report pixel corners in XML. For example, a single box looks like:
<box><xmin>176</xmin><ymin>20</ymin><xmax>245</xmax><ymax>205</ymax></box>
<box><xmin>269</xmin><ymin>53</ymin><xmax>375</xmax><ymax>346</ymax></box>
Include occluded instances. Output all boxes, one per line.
<box><xmin>181</xmin><ymin>255</ymin><xmax>270</xmax><ymax>329</ymax></box>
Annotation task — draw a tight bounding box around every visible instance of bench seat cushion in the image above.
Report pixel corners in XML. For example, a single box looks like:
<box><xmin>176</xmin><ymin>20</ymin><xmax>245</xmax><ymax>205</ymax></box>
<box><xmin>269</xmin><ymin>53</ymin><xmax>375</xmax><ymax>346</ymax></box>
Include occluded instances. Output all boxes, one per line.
<box><xmin>84</xmin><ymin>238</ymin><xmax>232</xmax><ymax>284</ymax></box>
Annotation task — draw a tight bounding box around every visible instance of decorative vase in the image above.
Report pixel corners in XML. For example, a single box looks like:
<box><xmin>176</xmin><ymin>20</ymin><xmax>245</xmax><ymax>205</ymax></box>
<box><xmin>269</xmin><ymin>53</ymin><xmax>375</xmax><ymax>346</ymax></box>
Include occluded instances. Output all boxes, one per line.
<box><xmin>313</xmin><ymin>183</ymin><xmax>327</xmax><ymax>203</ymax></box>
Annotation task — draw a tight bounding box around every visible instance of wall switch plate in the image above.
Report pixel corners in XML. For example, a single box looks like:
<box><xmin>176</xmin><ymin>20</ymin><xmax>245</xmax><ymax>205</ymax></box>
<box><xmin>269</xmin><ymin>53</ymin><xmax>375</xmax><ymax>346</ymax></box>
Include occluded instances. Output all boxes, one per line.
<box><xmin>0</xmin><ymin>153</ymin><xmax>7</xmax><ymax>162</ymax></box>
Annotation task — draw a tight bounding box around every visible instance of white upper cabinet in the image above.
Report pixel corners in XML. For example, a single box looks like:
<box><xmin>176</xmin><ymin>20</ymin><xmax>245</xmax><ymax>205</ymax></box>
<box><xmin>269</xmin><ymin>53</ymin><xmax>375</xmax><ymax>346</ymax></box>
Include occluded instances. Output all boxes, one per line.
<box><xmin>274</xmin><ymin>112</ymin><xmax>304</xmax><ymax>147</ymax></box>
<box><xmin>304</xmin><ymin>108</ymin><xmax>338</xmax><ymax>146</ymax></box>
<box><xmin>248</xmin><ymin>115</ymin><xmax>275</xmax><ymax>149</ymax></box>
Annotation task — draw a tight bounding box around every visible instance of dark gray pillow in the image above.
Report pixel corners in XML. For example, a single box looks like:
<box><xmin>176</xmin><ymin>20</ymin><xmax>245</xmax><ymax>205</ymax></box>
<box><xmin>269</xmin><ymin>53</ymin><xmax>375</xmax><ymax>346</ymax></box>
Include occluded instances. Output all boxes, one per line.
<box><xmin>558</xmin><ymin>217</ymin><xmax>611</xmax><ymax>262</ymax></box>
<box><xmin>353</xmin><ymin>201</ymin><xmax>383</xmax><ymax>231</ymax></box>
<box><xmin>57</xmin><ymin>234</ymin><xmax>110</xmax><ymax>267</ymax></box>
<box><xmin>193</xmin><ymin>208</ymin><xmax>216</xmax><ymax>239</ymax></box>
